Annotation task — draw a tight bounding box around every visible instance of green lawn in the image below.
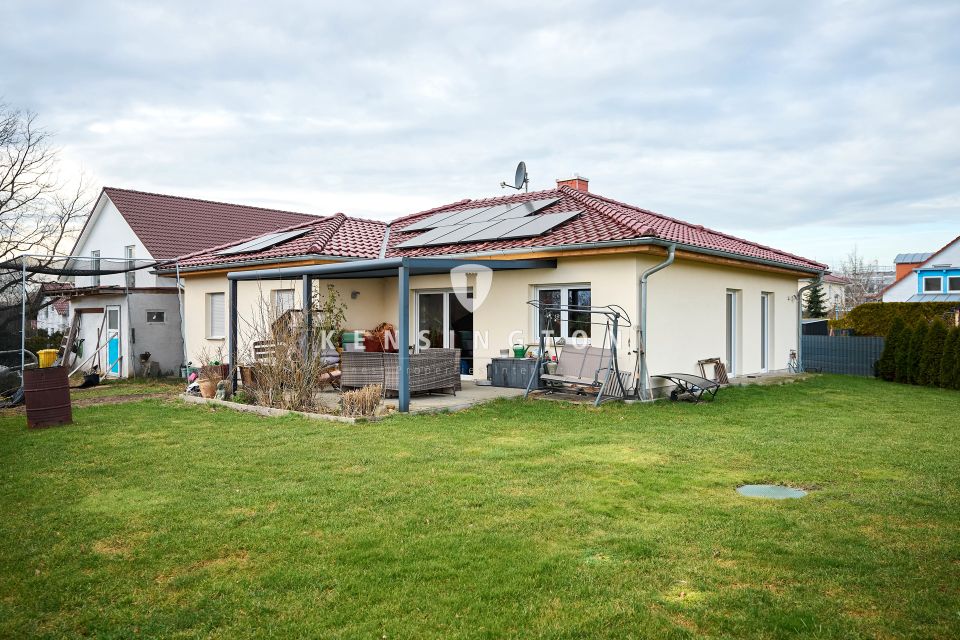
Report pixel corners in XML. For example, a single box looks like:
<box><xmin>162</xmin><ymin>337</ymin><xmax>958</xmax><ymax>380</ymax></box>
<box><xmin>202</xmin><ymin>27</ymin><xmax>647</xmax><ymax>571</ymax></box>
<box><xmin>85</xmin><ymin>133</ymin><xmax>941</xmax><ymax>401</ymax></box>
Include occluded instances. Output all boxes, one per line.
<box><xmin>0</xmin><ymin>376</ymin><xmax>957</xmax><ymax>638</ymax></box>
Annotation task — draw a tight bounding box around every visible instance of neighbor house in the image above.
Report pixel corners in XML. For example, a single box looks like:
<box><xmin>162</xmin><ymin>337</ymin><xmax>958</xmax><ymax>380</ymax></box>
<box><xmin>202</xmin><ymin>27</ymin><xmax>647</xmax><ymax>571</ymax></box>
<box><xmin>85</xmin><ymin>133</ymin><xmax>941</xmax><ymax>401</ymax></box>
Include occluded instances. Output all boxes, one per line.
<box><xmin>34</xmin><ymin>282</ymin><xmax>72</xmax><ymax>334</ymax></box>
<box><xmin>162</xmin><ymin>177</ymin><xmax>826</xmax><ymax>391</ymax></box>
<box><xmin>882</xmin><ymin>236</ymin><xmax>960</xmax><ymax>302</ymax></box>
<box><xmin>800</xmin><ymin>273</ymin><xmax>851</xmax><ymax>317</ymax></box>
<box><xmin>64</xmin><ymin>188</ymin><xmax>319</xmax><ymax>376</ymax></box>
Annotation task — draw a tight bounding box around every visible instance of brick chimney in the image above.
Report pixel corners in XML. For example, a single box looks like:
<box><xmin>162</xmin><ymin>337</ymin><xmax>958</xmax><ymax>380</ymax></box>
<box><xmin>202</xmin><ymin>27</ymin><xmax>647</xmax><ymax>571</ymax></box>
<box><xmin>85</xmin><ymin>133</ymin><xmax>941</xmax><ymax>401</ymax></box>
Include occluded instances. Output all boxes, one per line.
<box><xmin>556</xmin><ymin>174</ymin><xmax>589</xmax><ymax>192</ymax></box>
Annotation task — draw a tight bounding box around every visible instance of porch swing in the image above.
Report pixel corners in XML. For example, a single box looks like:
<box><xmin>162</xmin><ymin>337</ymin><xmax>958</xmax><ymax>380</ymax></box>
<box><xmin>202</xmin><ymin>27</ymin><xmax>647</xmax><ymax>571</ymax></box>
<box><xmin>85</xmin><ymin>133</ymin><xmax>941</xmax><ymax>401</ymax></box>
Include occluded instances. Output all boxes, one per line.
<box><xmin>523</xmin><ymin>300</ymin><xmax>634</xmax><ymax>406</ymax></box>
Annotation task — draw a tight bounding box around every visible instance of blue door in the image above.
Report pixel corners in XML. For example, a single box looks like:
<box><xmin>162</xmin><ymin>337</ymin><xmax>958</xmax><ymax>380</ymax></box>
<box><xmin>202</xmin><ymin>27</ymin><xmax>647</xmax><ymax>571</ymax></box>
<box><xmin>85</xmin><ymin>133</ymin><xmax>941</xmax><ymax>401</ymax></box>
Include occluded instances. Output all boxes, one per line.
<box><xmin>106</xmin><ymin>306</ymin><xmax>121</xmax><ymax>376</ymax></box>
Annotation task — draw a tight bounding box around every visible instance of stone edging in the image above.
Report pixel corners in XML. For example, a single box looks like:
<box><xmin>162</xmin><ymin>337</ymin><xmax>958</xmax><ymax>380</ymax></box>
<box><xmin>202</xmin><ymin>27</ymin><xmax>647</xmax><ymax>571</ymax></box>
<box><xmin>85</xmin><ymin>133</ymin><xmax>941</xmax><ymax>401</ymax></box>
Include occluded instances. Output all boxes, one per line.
<box><xmin>179</xmin><ymin>394</ymin><xmax>384</xmax><ymax>423</ymax></box>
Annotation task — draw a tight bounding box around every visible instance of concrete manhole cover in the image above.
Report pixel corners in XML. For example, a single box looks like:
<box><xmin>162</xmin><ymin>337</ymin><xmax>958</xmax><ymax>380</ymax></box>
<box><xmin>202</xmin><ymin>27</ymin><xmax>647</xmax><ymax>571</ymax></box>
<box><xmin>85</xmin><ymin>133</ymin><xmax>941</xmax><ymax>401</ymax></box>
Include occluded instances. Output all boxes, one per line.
<box><xmin>736</xmin><ymin>484</ymin><xmax>807</xmax><ymax>499</ymax></box>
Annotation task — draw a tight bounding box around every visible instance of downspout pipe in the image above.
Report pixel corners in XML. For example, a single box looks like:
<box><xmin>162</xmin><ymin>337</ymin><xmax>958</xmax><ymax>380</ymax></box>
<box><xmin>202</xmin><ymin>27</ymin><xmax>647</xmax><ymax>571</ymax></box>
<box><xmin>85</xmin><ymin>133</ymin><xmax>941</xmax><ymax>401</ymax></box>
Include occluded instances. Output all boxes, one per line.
<box><xmin>637</xmin><ymin>244</ymin><xmax>676</xmax><ymax>400</ymax></box>
<box><xmin>796</xmin><ymin>272</ymin><xmax>825</xmax><ymax>372</ymax></box>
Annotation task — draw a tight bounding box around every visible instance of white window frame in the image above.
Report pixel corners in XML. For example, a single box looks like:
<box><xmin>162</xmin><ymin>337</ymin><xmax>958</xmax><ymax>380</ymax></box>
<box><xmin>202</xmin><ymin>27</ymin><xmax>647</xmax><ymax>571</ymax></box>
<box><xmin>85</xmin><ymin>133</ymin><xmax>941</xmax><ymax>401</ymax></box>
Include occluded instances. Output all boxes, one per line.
<box><xmin>272</xmin><ymin>288</ymin><xmax>295</xmax><ymax>315</ymax></box>
<box><xmin>533</xmin><ymin>284</ymin><xmax>593</xmax><ymax>343</ymax></box>
<box><xmin>922</xmin><ymin>275</ymin><xmax>943</xmax><ymax>293</ymax></box>
<box><xmin>948</xmin><ymin>276</ymin><xmax>960</xmax><ymax>292</ymax></box>
<box><xmin>206</xmin><ymin>292</ymin><xmax>226</xmax><ymax>339</ymax></box>
<box><xmin>124</xmin><ymin>245</ymin><xmax>135</xmax><ymax>288</ymax></box>
<box><xmin>146</xmin><ymin>310</ymin><xmax>166</xmax><ymax>324</ymax></box>
<box><xmin>725</xmin><ymin>289</ymin><xmax>739</xmax><ymax>376</ymax></box>
<box><xmin>91</xmin><ymin>250</ymin><xmax>101</xmax><ymax>287</ymax></box>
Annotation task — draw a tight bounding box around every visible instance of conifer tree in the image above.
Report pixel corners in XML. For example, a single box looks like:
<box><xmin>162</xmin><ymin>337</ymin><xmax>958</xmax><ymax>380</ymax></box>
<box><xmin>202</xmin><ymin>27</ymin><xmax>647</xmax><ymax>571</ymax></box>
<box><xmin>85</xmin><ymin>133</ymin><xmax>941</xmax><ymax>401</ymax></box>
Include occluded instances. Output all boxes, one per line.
<box><xmin>894</xmin><ymin>324</ymin><xmax>915</xmax><ymax>384</ymax></box>
<box><xmin>877</xmin><ymin>316</ymin><xmax>905</xmax><ymax>381</ymax></box>
<box><xmin>804</xmin><ymin>284</ymin><xmax>828</xmax><ymax>318</ymax></box>
<box><xmin>908</xmin><ymin>323</ymin><xmax>928</xmax><ymax>384</ymax></box>
<box><xmin>940</xmin><ymin>326</ymin><xmax>960</xmax><ymax>389</ymax></box>
<box><xmin>919</xmin><ymin>319</ymin><xmax>948</xmax><ymax>387</ymax></box>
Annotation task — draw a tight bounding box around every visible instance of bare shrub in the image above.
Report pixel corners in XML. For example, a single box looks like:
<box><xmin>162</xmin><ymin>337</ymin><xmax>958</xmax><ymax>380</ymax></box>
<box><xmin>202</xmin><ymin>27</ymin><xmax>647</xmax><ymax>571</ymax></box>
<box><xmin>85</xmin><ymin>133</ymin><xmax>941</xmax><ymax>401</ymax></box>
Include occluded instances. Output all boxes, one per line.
<box><xmin>341</xmin><ymin>384</ymin><xmax>382</xmax><ymax>417</ymax></box>
<box><xmin>235</xmin><ymin>285</ymin><xmax>334</xmax><ymax>413</ymax></box>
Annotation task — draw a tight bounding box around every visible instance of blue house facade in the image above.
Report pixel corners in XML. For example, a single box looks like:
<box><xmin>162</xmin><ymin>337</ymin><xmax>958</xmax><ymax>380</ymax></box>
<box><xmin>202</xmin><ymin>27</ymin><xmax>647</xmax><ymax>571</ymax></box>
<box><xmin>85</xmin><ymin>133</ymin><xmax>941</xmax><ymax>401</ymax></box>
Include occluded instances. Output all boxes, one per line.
<box><xmin>913</xmin><ymin>267</ymin><xmax>960</xmax><ymax>302</ymax></box>
<box><xmin>883</xmin><ymin>235</ymin><xmax>960</xmax><ymax>303</ymax></box>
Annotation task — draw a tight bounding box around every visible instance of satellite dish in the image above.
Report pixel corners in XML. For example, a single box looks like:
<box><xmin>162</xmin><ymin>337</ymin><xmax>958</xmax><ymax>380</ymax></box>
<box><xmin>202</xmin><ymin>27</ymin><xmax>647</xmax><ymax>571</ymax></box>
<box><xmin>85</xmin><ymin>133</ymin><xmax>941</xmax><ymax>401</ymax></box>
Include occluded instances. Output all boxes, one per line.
<box><xmin>501</xmin><ymin>161</ymin><xmax>529</xmax><ymax>192</ymax></box>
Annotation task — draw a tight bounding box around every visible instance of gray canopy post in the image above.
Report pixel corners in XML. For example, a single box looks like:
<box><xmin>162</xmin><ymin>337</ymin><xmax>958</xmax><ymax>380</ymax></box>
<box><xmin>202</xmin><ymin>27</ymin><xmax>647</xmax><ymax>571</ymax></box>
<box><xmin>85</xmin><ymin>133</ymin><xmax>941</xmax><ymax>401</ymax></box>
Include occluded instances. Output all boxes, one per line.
<box><xmin>397</xmin><ymin>260</ymin><xmax>410</xmax><ymax>412</ymax></box>
<box><xmin>302</xmin><ymin>274</ymin><xmax>313</xmax><ymax>362</ymax></box>
<box><xmin>229</xmin><ymin>278</ymin><xmax>238</xmax><ymax>393</ymax></box>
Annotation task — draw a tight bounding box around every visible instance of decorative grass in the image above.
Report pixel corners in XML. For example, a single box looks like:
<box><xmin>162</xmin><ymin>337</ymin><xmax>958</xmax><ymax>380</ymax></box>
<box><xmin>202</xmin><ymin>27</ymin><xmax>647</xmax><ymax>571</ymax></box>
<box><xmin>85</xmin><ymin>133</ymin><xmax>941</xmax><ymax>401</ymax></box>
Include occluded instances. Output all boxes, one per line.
<box><xmin>0</xmin><ymin>375</ymin><xmax>957</xmax><ymax>638</ymax></box>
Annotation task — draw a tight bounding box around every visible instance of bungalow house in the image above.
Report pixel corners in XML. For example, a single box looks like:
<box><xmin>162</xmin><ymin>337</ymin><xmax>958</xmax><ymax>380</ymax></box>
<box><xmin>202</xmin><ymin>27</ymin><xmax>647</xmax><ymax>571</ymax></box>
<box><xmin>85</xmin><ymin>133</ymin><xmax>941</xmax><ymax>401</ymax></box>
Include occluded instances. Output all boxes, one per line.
<box><xmin>162</xmin><ymin>177</ymin><xmax>826</xmax><ymax>397</ymax></box>
<box><xmin>64</xmin><ymin>188</ymin><xmax>319</xmax><ymax>376</ymax></box>
<box><xmin>882</xmin><ymin>236</ymin><xmax>960</xmax><ymax>302</ymax></box>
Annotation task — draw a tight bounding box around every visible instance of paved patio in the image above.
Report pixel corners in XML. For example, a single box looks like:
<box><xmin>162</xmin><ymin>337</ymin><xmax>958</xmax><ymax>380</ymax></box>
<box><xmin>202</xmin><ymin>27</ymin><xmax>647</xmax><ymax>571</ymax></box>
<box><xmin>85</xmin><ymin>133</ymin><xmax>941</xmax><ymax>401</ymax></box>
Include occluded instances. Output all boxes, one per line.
<box><xmin>320</xmin><ymin>380</ymin><xmax>526</xmax><ymax>415</ymax></box>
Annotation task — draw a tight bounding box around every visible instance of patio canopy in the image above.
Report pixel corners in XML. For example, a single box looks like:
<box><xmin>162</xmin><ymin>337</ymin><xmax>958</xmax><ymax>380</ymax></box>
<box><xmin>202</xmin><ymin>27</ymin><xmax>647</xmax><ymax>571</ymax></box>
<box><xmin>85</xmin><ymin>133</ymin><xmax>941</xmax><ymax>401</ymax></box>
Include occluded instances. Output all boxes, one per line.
<box><xmin>226</xmin><ymin>257</ymin><xmax>556</xmax><ymax>411</ymax></box>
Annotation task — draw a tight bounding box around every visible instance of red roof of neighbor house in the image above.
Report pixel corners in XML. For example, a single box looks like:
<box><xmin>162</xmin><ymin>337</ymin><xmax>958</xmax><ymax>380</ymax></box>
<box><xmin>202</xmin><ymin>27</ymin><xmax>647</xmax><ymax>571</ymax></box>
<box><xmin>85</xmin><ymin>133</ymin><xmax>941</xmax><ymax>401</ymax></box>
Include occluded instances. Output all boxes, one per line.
<box><xmin>175</xmin><ymin>213</ymin><xmax>386</xmax><ymax>269</ymax></box>
<box><xmin>52</xmin><ymin>298</ymin><xmax>69</xmax><ymax>315</ymax></box>
<box><xmin>166</xmin><ymin>185</ymin><xmax>826</xmax><ymax>273</ymax></box>
<box><xmin>822</xmin><ymin>273</ymin><xmax>852</xmax><ymax>285</ymax></box>
<box><xmin>96</xmin><ymin>188</ymin><xmax>322</xmax><ymax>260</ymax></box>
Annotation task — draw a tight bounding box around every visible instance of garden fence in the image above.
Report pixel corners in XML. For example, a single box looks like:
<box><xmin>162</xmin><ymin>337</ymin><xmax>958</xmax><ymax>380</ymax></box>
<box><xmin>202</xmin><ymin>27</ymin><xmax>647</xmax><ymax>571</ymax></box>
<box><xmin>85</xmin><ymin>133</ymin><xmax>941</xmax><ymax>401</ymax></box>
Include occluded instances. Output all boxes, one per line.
<box><xmin>801</xmin><ymin>335</ymin><xmax>885</xmax><ymax>377</ymax></box>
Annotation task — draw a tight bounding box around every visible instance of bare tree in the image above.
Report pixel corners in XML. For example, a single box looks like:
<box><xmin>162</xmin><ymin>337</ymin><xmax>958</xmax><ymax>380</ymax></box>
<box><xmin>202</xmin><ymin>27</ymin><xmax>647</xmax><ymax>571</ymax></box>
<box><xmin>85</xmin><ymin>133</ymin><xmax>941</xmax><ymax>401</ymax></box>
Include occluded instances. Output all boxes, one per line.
<box><xmin>0</xmin><ymin>103</ymin><xmax>94</xmax><ymax>348</ymax></box>
<box><xmin>838</xmin><ymin>247</ymin><xmax>881</xmax><ymax>309</ymax></box>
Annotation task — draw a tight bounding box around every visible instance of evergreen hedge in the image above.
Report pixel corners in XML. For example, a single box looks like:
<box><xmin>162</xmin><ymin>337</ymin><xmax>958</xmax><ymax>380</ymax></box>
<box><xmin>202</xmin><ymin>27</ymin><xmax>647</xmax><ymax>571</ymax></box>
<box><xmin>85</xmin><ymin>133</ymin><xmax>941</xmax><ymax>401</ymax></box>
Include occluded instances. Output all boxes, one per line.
<box><xmin>830</xmin><ymin>302</ymin><xmax>958</xmax><ymax>336</ymax></box>
<box><xmin>919</xmin><ymin>319</ymin><xmax>948</xmax><ymax>387</ymax></box>
<box><xmin>876</xmin><ymin>317</ymin><xmax>906</xmax><ymax>381</ymax></box>
<box><xmin>879</xmin><ymin>320</ymin><xmax>960</xmax><ymax>390</ymax></box>
<box><xmin>941</xmin><ymin>327</ymin><xmax>960</xmax><ymax>390</ymax></box>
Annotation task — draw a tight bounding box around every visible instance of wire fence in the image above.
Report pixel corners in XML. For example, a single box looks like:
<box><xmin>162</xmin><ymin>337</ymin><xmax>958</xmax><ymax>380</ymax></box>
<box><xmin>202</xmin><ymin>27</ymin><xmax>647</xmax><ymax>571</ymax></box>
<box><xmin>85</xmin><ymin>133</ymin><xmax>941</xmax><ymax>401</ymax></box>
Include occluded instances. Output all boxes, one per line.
<box><xmin>802</xmin><ymin>335</ymin><xmax>886</xmax><ymax>377</ymax></box>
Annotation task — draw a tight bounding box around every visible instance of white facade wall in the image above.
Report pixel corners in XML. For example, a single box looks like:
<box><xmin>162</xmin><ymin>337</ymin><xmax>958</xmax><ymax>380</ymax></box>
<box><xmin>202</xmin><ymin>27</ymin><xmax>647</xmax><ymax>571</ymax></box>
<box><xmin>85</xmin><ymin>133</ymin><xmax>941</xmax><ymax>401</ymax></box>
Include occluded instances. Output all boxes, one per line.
<box><xmin>72</xmin><ymin>196</ymin><xmax>177</xmax><ymax>289</ymax></box>
<box><xmin>182</xmin><ymin>253</ymin><xmax>805</xmax><ymax>385</ymax></box>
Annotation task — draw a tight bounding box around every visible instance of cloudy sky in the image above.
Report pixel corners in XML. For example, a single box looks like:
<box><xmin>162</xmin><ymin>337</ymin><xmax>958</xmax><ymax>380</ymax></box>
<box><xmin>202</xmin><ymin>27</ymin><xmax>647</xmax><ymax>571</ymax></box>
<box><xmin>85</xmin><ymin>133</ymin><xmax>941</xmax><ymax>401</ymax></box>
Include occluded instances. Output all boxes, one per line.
<box><xmin>4</xmin><ymin>0</ymin><xmax>959</xmax><ymax>268</ymax></box>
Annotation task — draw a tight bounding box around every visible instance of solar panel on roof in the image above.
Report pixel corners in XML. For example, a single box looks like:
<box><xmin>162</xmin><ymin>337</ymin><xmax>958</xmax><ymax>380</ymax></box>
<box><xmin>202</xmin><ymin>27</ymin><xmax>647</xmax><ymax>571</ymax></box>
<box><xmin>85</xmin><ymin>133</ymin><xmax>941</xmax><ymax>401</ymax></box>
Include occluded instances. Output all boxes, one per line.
<box><xmin>496</xmin><ymin>210</ymin><xmax>581</xmax><ymax>239</ymax></box>
<box><xmin>216</xmin><ymin>228</ymin><xmax>311</xmax><ymax>255</ymax></box>
<box><xmin>494</xmin><ymin>198</ymin><xmax>561</xmax><ymax>220</ymax></box>
<box><xmin>421</xmin><ymin>221</ymin><xmax>494</xmax><ymax>245</ymax></box>
<box><xmin>401</xmin><ymin>206</ymin><xmax>492</xmax><ymax>232</ymax></box>
<box><xmin>460</xmin><ymin>217</ymin><xmax>538</xmax><ymax>242</ymax></box>
<box><xmin>395</xmin><ymin>224</ymin><xmax>462</xmax><ymax>248</ymax></box>
<box><xmin>400</xmin><ymin>197</ymin><xmax>561</xmax><ymax>233</ymax></box>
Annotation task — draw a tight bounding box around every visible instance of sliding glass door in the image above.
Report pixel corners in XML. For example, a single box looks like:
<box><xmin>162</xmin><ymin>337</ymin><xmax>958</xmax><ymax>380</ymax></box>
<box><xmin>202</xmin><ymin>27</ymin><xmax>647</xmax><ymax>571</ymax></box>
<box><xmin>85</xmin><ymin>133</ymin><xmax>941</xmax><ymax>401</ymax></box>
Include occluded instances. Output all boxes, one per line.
<box><xmin>416</xmin><ymin>290</ymin><xmax>474</xmax><ymax>375</ymax></box>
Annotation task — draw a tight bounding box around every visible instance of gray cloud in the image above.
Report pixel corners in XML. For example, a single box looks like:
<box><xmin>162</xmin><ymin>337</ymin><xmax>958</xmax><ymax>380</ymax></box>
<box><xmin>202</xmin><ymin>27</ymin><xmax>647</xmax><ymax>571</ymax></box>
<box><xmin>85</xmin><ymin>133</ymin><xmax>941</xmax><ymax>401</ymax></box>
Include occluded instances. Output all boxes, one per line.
<box><xmin>3</xmin><ymin>0</ymin><xmax>959</xmax><ymax>266</ymax></box>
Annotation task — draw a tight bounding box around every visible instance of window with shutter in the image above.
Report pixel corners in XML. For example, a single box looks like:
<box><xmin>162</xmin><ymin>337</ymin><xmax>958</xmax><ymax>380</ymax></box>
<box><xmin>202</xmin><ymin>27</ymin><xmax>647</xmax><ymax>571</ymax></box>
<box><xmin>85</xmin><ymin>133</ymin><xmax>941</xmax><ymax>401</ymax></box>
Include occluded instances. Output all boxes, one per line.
<box><xmin>207</xmin><ymin>292</ymin><xmax>225</xmax><ymax>338</ymax></box>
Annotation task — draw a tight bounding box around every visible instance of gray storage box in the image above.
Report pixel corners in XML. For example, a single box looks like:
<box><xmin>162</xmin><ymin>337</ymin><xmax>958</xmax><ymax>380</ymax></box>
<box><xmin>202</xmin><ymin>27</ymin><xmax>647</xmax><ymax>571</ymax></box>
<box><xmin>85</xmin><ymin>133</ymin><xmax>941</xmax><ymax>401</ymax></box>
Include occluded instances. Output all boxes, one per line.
<box><xmin>490</xmin><ymin>357</ymin><xmax>540</xmax><ymax>389</ymax></box>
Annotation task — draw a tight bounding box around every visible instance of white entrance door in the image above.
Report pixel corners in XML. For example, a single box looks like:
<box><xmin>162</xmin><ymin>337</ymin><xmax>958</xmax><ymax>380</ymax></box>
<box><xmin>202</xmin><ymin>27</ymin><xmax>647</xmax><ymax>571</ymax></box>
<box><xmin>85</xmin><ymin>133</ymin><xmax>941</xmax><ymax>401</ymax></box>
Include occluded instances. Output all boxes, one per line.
<box><xmin>106</xmin><ymin>305</ymin><xmax>121</xmax><ymax>376</ymax></box>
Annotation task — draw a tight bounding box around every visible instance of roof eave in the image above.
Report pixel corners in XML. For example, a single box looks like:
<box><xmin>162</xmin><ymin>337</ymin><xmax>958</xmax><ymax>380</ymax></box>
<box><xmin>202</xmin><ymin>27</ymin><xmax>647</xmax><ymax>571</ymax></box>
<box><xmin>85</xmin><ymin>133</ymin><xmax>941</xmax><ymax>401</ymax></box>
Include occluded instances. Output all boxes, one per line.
<box><xmin>395</xmin><ymin>237</ymin><xmax>825</xmax><ymax>275</ymax></box>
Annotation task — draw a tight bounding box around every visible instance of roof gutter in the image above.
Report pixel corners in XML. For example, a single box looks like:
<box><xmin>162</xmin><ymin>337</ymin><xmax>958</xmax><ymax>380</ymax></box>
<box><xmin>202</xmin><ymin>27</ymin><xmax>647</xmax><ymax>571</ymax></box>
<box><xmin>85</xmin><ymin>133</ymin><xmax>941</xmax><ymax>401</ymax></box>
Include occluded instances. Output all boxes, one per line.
<box><xmin>637</xmin><ymin>244</ymin><xmax>676</xmax><ymax>400</ymax></box>
<box><xmin>154</xmin><ymin>253</ymin><xmax>358</xmax><ymax>275</ymax></box>
<box><xmin>428</xmin><ymin>237</ymin><xmax>823</xmax><ymax>276</ymax></box>
<box><xmin>797</xmin><ymin>272</ymin><xmax>826</xmax><ymax>372</ymax></box>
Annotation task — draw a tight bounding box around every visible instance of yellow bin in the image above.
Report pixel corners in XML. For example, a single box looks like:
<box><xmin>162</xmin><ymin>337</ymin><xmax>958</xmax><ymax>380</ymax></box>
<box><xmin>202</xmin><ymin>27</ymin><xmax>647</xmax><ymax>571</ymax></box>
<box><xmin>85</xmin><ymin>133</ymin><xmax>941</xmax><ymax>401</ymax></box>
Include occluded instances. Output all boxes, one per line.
<box><xmin>37</xmin><ymin>349</ymin><xmax>59</xmax><ymax>368</ymax></box>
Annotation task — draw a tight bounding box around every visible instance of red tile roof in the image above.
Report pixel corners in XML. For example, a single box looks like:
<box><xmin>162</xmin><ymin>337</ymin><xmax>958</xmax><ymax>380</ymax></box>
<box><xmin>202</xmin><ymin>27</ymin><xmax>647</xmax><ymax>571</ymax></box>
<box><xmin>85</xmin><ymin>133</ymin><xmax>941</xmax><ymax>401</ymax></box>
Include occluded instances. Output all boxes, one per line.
<box><xmin>100</xmin><ymin>188</ymin><xmax>321</xmax><ymax>259</ymax></box>
<box><xmin>175</xmin><ymin>213</ymin><xmax>386</xmax><ymax>269</ymax></box>
<box><xmin>386</xmin><ymin>186</ymin><xmax>826</xmax><ymax>271</ymax></box>
<box><xmin>166</xmin><ymin>185</ymin><xmax>825</xmax><ymax>273</ymax></box>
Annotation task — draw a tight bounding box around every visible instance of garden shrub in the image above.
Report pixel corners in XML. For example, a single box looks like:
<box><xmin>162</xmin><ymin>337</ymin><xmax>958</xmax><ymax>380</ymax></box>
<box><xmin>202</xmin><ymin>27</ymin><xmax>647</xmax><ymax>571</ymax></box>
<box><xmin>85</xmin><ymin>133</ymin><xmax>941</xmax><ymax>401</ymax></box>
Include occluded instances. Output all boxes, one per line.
<box><xmin>907</xmin><ymin>323</ymin><xmax>928</xmax><ymax>385</ymax></box>
<box><xmin>919</xmin><ymin>319</ymin><xmax>948</xmax><ymax>387</ymax></box>
<box><xmin>830</xmin><ymin>302</ymin><xmax>958</xmax><ymax>336</ymax></box>
<box><xmin>941</xmin><ymin>327</ymin><xmax>960</xmax><ymax>390</ymax></box>
<box><xmin>876</xmin><ymin>317</ymin><xmax>906</xmax><ymax>381</ymax></box>
<box><xmin>894</xmin><ymin>324</ymin><xmax>915</xmax><ymax>384</ymax></box>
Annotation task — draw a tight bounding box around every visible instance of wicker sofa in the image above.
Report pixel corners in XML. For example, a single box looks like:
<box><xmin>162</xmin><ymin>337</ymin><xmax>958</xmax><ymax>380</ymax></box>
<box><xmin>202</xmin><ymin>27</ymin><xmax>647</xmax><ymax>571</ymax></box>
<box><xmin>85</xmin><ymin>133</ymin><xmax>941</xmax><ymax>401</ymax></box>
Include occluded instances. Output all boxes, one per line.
<box><xmin>340</xmin><ymin>349</ymin><xmax>461</xmax><ymax>396</ymax></box>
